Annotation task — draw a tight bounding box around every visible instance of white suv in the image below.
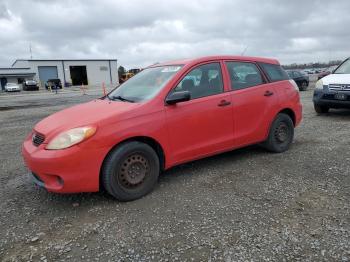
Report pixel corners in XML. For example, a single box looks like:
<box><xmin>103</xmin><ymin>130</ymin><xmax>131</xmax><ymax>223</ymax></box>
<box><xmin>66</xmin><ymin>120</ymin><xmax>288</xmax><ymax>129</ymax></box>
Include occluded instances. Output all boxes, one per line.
<box><xmin>313</xmin><ymin>58</ymin><xmax>350</xmax><ymax>113</ymax></box>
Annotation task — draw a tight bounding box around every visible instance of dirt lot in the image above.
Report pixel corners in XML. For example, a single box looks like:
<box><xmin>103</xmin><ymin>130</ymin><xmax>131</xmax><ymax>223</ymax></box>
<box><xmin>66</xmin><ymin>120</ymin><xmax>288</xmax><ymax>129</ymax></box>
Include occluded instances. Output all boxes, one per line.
<box><xmin>0</xmin><ymin>86</ymin><xmax>349</xmax><ymax>261</ymax></box>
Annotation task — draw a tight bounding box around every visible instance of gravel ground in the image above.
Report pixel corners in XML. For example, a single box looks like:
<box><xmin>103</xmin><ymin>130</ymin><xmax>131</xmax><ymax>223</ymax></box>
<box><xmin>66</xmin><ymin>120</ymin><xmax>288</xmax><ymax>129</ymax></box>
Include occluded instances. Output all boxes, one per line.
<box><xmin>0</xmin><ymin>86</ymin><xmax>349</xmax><ymax>261</ymax></box>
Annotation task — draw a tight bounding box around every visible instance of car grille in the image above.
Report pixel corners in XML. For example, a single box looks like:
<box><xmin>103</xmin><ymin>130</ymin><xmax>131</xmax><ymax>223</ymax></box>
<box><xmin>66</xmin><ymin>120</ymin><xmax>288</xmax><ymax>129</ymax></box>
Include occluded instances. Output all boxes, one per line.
<box><xmin>32</xmin><ymin>132</ymin><xmax>45</xmax><ymax>146</ymax></box>
<box><xmin>329</xmin><ymin>84</ymin><xmax>350</xmax><ymax>91</ymax></box>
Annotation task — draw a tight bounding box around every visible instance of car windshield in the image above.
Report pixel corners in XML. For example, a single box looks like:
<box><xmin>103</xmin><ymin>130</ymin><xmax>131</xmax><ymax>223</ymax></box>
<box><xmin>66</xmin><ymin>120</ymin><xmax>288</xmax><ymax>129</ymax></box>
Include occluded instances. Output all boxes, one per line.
<box><xmin>334</xmin><ymin>59</ymin><xmax>350</xmax><ymax>74</ymax></box>
<box><xmin>108</xmin><ymin>65</ymin><xmax>183</xmax><ymax>102</ymax></box>
<box><xmin>7</xmin><ymin>83</ymin><xmax>17</xmax><ymax>86</ymax></box>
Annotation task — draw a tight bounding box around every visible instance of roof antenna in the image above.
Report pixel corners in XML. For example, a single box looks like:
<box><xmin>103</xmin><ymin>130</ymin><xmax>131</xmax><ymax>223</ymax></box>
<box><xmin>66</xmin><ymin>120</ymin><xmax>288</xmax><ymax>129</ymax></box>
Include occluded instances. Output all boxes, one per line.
<box><xmin>29</xmin><ymin>43</ymin><xmax>33</xmax><ymax>59</ymax></box>
<box><xmin>241</xmin><ymin>45</ymin><xmax>248</xmax><ymax>56</ymax></box>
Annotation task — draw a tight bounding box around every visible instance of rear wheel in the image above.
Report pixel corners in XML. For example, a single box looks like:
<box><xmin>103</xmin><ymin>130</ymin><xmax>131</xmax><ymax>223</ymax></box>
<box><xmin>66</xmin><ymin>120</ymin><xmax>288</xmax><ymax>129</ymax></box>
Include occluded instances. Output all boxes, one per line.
<box><xmin>101</xmin><ymin>141</ymin><xmax>160</xmax><ymax>201</ymax></box>
<box><xmin>314</xmin><ymin>104</ymin><xmax>329</xmax><ymax>114</ymax></box>
<box><xmin>262</xmin><ymin>113</ymin><xmax>294</xmax><ymax>153</ymax></box>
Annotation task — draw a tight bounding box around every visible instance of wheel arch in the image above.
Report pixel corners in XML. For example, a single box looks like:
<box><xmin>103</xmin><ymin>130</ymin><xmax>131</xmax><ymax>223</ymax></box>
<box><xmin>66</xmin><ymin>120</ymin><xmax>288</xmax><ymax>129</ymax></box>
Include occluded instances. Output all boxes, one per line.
<box><xmin>264</xmin><ymin>108</ymin><xmax>296</xmax><ymax>141</ymax></box>
<box><xmin>278</xmin><ymin>108</ymin><xmax>296</xmax><ymax>126</ymax></box>
<box><xmin>99</xmin><ymin>136</ymin><xmax>166</xmax><ymax>190</ymax></box>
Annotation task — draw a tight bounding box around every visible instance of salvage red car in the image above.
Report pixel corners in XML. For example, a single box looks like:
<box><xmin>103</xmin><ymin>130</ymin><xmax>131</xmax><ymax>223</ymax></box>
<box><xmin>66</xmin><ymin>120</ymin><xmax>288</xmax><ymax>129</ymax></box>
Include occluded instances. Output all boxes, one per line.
<box><xmin>22</xmin><ymin>56</ymin><xmax>302</xmax><ymax>201</ymax></box>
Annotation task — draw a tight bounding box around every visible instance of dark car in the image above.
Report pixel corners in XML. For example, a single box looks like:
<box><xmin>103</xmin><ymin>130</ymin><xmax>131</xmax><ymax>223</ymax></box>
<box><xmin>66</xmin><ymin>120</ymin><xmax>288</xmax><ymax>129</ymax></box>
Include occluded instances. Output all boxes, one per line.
<box><xmin>287</xmin><ymin>70</ymin><xmax>309</xmax><ymax>91</ymax></box>
<box><xmin>45</xmin><ymin>79</ymin><xmax>62</xmax><ymax>90</ymax></box>
<box><xmin>22</xmin><ymin>80</ymin><xmax>39</xmax><ymax>91</ymax></box>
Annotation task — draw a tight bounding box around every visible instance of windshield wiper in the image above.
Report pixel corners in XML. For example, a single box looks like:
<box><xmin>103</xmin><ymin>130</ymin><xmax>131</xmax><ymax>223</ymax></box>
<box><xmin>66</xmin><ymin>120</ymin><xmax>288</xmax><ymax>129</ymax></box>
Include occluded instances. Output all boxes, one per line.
<box><xmin>110</xmin><ymin>95</ymin><xmax>135</xmax><ymax>103</ymax></box>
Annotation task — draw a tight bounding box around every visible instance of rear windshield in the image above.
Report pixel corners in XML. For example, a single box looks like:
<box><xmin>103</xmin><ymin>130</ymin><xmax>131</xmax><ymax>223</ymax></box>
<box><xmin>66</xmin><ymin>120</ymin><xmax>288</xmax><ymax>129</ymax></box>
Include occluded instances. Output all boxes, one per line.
<box><xmin>259</xmin><ymin>63</ymin><xmax>289</xmax><ymax>82</ymax></box>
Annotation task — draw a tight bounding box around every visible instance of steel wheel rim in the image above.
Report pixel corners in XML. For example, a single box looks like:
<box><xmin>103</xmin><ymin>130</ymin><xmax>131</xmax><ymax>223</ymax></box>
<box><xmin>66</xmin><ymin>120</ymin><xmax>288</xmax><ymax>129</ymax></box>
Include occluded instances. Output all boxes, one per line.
<box><xmin>118</xmin><ymin>154</ymin><xmax>149</xmax><ymax>189</ymax></box>
<box><xmin>274</xmin><ymin>122</ymin><xmax>289</xmax><ymax>143</ymax></box>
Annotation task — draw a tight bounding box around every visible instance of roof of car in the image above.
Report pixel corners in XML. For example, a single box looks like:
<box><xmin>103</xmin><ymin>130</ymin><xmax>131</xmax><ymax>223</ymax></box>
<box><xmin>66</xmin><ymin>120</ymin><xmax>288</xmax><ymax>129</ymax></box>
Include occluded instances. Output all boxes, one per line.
<box><xmin>152</xmin><ymin>55</ymin><xmax>280</xmax><ymax>67</ymax></box>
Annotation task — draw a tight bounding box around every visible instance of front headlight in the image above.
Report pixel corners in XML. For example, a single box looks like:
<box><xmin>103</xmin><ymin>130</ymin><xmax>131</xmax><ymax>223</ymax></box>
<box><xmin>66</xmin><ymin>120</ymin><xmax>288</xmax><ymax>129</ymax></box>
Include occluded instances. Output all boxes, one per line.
<box><xmin>315</xmin><ymin>79</ymin><xmax>324</xmax><ymax>90</ymax></box>
<box><xmin>46</xmin><ymin>126</ymin><xmax>97</xmax><ymax>150</ymax></box>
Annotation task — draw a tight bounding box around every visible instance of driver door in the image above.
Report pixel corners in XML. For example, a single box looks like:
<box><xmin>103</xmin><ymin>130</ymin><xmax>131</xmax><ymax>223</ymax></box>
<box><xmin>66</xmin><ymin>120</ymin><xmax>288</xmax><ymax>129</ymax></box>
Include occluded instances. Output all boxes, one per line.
<box><xmin>165</xmin><ymin>62</ymin><xmax>234</xmax><ymax>165</ymax></box>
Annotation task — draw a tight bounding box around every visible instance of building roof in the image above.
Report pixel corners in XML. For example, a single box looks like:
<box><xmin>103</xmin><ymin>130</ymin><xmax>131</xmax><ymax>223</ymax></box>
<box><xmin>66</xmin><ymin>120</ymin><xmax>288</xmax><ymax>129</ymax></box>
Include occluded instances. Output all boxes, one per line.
<box><xmin>0</xmin><ymin>67</ymin><xmax>31</xmax><ymax>70</ymax></box>
<box><xmin>12</xmin><ymin>59</ymin><xmax>117</xmax><ymax>67</ymax></box>
<box><xmin>0</xmin><ymin>73</ymin><xmax>35</xmax><ymax>77</ymax></box>
<box><xmin>0</xmin><ymin>67</ymin><xmax>36</xmax><ymax>77</ymax></box>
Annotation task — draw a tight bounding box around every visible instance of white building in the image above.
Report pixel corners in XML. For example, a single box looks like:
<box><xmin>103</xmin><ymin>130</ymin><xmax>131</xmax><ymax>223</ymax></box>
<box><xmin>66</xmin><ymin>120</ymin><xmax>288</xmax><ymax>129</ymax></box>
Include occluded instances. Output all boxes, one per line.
<box><xmin>0</xmin><ymin>59</ymin><xmax>118</xmax><ymax>90</ymax></box>
<box><xmin>0</xmin><ymin>67</ymin><xmax>36</xmax><ymax>89</ymax></box>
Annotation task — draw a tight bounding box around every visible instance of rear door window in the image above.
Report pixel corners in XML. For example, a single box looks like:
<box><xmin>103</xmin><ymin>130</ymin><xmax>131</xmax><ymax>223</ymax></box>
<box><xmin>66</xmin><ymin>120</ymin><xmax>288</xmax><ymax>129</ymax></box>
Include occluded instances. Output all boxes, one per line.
<box><xmin>225</xmin><ymin>62</ymin><xmax>264</xmax><ymax>90</ymax></box>
<box><xmin>259</xmin><ymin>63</ymin><xmax>289</xmax><ymax>82</ymax></box>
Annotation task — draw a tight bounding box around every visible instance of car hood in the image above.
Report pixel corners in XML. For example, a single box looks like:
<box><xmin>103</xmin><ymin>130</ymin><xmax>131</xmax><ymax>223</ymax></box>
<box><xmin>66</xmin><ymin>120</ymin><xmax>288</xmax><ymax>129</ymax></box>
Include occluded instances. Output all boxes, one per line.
<box><xmin>322</xmin><ymin>73</ymin><xmax>350</xmax><ymax>85</ymax></box>
<box><xmin>34</xmin><ymin>99</ymin><xmax>141</xmax><ymax>137</ymax></box>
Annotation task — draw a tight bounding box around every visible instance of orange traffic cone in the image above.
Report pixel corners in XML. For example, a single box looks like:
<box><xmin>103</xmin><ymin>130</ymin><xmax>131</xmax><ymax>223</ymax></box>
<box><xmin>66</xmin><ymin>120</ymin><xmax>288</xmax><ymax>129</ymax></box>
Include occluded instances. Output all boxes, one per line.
<box><xmin>102</xmin><ymin>82</ymin><xmax>106</xmax><ymax>96</ymax></box>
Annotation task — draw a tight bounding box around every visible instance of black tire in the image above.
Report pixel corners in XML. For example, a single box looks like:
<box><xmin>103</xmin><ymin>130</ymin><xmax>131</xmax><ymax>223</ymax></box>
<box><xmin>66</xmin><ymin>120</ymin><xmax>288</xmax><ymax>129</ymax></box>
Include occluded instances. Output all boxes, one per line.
<box><xmin>101</xmin><ymin>141</ymin><xmax>160</xmax><ymax>201</ymax></box>
<box><xmin>262</xmin><ymin>113</ymin><xmax>294</xmax><ymax>153</ymax></box>
<box><xmin>299</xmin><ymin>81</ymin><xmax>308</xmax><ymax>91</ymax></box>
<box><xmin>314</xmin><ymin>104</ymin><xmax>329</xmax><ymax>114</ymax></box>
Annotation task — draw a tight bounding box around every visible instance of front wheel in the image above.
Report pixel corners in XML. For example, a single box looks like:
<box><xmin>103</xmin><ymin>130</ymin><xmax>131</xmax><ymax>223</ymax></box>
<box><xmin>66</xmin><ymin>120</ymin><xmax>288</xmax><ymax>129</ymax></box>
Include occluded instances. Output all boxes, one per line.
<box><xmin>314</xmin><ymin>104</ymin><xmax>329</xmax><ymax>114</ymax></box>
<box><xmin>101</xmin><ymin>141</ymin><xmax>160</xmax><ymax>201</ymax></box>
<box><xmin>262</xmin><ymin>113</ymin><xmax>294</xmax><ymax>153</ymax></box>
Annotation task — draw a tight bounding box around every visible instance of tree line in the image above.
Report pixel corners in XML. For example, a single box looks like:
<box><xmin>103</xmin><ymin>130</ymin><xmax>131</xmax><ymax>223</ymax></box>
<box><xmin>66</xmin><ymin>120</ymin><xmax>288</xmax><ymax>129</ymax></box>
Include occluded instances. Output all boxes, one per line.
<box><xmin>283</xmin><ymin>60</ymin><xmax>342</xmax><ymax>70</ymax></box>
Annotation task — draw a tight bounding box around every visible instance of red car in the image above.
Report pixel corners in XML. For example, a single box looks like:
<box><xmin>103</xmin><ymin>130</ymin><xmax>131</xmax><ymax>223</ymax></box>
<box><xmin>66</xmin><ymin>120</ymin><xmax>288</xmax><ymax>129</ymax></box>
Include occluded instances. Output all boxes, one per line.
<box><xmin>22</xmin><ymin>56</ymin><xmax>302</xmax><ymax>201</ymax></box>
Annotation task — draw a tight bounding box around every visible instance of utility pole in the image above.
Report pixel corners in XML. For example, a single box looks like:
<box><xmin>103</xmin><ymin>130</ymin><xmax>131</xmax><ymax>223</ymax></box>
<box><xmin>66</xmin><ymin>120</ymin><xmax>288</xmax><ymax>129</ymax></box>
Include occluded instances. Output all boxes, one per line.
<box><xmin>29</xmin><ymin>43</ymin><xmax>33</xmax><ymax>59</ymax></box>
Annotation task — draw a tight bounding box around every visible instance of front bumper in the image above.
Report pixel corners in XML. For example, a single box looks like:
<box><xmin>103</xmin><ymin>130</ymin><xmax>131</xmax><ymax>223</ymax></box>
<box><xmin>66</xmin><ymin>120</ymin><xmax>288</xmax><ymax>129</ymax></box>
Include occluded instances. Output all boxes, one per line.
<box><xmin>24</xmin><ymin>85</ymin><xmax>39</xmax><ymax>90</ymax></box>
<box><xmin>313</xmin><ymin>89</ymin><xmax>350</xmax><ymax>108</ymax></box>
<box><xmin>22</xmin><ymin>137</ymin><xmax>108</xmax><ymax>193</ymax></box>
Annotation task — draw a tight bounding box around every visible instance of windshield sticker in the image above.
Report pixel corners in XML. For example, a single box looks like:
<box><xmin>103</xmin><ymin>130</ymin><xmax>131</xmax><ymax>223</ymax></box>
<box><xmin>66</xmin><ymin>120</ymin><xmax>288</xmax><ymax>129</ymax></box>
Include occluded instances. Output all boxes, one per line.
<box><xmin>161</xmin><ymin>66</ymin><xmax>182</xmax><ymax>73</ymax></box>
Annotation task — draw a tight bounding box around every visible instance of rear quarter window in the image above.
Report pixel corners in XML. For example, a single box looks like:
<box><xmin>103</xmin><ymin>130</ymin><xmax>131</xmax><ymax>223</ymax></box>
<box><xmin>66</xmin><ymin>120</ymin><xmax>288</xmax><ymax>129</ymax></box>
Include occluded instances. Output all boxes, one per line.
<box><xmin>259</xmin><ymin>63</ymin><xmax>289</xmax><ymax>82</ymax></box>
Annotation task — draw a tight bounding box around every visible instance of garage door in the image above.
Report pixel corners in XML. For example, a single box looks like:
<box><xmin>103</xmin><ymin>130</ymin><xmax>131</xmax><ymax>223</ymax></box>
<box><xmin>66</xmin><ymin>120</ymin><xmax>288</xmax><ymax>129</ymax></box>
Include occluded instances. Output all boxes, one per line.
<box><xmin>38</xmin><ymin>66</ymin><xmax>58</xmax><ymax>86</ymax></box>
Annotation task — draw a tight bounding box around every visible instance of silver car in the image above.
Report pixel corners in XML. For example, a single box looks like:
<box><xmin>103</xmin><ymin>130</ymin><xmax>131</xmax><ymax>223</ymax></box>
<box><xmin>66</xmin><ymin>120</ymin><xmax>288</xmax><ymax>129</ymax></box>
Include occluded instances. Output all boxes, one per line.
<box><xmin>5</xmin><ymin>83</ymin><xmax>21</xmax><ymax>92</ymax></box>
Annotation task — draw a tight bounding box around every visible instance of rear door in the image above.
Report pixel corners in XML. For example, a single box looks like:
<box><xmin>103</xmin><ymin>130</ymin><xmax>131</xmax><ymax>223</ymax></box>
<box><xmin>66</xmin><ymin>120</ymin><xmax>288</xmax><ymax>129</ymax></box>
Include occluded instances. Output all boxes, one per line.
<box><xmin>165</xmin><ymin>62</ymin><xmax>234</xmax><ymax>165</ymax></box>
<box><xmin>224</xmin><ymin>61</ymin><xmax>278</xmax><ymax>147</ymax></box>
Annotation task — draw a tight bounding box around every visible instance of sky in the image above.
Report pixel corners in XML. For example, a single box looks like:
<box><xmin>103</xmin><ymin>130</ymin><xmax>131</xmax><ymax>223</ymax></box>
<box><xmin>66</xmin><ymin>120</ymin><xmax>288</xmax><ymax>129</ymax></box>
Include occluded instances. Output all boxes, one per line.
<box><xmin>0</xmin><ymin>0</ymin><xmax>349</xmax><ymax>68</ymax></box>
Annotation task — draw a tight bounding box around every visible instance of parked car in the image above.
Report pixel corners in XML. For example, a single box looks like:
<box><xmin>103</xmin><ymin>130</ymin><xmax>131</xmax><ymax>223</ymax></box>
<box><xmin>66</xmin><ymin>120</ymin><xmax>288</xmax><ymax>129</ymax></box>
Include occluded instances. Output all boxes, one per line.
<box><xmin>22</xmin><ymin>56</ymin><xmax>302</xmax><ymax>201</ymax></box>
<box><xmin>313</xmin><ymin>57</ymin><xmax>350</xmax><ymax>113</ymax></box>
<box><xmin>5</xmin><ymin>83</ymin><xmax>21</xmax><ymax>92</ymax></box>
<box><xmin>45</xmin><ymin>79</ymin><xmax>62</xmax><ymax>90</ymax></box>
<box><xmin>287</xmin><ymin>70</ymin><xmax>309</xmax><ymax>91</ymax></box>
<box><xmin>22</xmin><ymin>80</ymin><xmax>39</xmax><ymax>91</ymax></box>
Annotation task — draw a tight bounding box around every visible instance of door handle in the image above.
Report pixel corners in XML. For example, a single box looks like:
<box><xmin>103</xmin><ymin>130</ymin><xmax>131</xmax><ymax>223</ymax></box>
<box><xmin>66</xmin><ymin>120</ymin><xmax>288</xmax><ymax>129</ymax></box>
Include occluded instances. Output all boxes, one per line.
<box><xmin>264</xmin><ymin>90</ymin><xmax>274</xmax><ymax>97</ymax></box>
<box><xmin>218</xmin><ymin>100</ymin><xmax>231</xmax><ymax>107</ymax></box>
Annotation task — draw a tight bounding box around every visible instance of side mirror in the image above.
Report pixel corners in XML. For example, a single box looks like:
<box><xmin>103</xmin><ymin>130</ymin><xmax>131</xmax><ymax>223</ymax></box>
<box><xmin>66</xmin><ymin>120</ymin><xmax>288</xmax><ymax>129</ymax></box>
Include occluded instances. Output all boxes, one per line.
<box><xmin>166</xmin><ymin>91</ymin><xmax>191</xmax><ymax>105</ymax></box>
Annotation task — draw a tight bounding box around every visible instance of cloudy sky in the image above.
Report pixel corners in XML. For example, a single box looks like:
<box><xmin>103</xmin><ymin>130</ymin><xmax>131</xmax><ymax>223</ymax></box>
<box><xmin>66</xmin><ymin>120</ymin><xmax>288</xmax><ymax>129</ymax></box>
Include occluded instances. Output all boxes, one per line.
<box><xmin>0</xmin><ymin>0</ymin><xmax>349</xmax><ymax>68</ymax></box>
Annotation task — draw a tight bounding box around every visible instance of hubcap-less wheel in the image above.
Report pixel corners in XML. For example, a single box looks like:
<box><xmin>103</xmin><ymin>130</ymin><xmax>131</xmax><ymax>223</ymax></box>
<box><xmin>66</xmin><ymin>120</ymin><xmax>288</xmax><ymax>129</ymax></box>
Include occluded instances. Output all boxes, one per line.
<box><xmin>314</xmin><ymin>104</ymin><xmax>329</xmax><ymax>114</ymax></box>
<box><xmin>118</xmin><ymin>154</ymin><xmax>149</xmax><ymax>189</ymax></box>
<box><xmin>102</xmin><ymin>141</ymin><xmax>160</xmax><ymax>201</ymax></box>
<box><xmin>274</xmin><ymin>122</ymin><xmax>288</xmax><ymax>143</ymax></box>
<box><xmin>262</xmin><ymin>113</ymin><xmax>294</xmax><ymax>153</ymax></box>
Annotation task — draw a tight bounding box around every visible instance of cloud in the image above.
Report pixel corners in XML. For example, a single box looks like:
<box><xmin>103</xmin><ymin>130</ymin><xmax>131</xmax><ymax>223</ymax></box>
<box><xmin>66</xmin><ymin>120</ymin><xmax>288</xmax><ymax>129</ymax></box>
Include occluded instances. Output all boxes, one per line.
<box><xmin>0</xmin><ymin>0</ymin><xmax>349</xmax><ymax>68</ymax></box>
